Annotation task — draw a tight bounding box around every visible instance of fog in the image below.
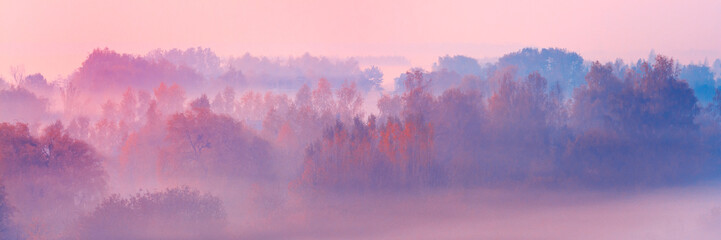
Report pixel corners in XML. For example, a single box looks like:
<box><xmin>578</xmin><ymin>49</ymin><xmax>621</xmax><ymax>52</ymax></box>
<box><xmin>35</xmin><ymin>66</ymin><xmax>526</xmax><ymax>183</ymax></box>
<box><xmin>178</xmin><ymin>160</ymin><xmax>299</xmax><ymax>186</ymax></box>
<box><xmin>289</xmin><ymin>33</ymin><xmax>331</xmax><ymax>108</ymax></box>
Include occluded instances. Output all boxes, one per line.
<box><xmin>235</xmin><ymin>186</ymin><xmax>721</xmax><ymax>240</ymax></box>
<box><xmin>1</xmin><ymin>47</ymin><xmax>721</xmax><ymax>239</ymax></box>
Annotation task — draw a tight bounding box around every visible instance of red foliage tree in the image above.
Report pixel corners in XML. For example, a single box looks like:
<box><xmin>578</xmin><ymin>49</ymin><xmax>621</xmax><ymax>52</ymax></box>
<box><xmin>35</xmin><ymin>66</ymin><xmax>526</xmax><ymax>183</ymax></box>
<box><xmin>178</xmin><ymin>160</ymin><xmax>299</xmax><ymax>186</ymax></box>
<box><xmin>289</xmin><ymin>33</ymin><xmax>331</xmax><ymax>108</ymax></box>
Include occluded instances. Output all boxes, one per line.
<box><xmin>0</xmin><ymin>122</ymin><xmax>106</xmax><ymax>235</ymax></box>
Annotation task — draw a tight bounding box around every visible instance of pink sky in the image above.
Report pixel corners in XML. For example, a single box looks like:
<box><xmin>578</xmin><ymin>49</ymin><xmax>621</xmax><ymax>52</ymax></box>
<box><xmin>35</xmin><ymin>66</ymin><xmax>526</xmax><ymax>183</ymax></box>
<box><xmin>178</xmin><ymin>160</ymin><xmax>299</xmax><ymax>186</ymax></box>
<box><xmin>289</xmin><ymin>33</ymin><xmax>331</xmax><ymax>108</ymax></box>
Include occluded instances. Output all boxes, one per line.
<box><xmin>2</xmin><ymin>0</ymin><xmax>720</xmax><ymax>81</ymax></box>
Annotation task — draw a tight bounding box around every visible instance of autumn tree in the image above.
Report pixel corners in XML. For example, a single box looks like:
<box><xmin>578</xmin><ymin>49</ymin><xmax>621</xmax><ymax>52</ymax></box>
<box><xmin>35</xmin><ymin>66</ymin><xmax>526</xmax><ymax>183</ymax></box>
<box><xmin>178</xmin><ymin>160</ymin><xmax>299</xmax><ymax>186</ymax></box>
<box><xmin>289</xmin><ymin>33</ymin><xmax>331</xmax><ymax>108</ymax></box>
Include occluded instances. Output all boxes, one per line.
<box><xmin>301</xmin><ymin>71</ymin><xmax>438</xmax><ymax>190</ymax></box>
<box><xmin>120</xmin><ymin>88</ymin><xmax>139</xmax><ymax>126</ymax></box>
<box><xmin>118</xmin><ymin>100</ymin><xmax>166</xmax><ymax>190</ymax></box>
<box><xmin>69</xmin><ymin>48</ymin><xmax>203</xmax><ymax>96</ymax></box>
<box><xmin>160</xmin><ymin>96</ymin><xmax>272</xmax><ymax>183</ymax></box>
<box><xmin>154</xmin><ymin>82</ymin><xmax>186</xmax><ymax>116</ymax></box>
<box><xmin>335</xmin><ymin>81</ymin><xmax>364</xmax><ymax>124</ymax></box>
<box><xmin>0</xmin><ymin>122</ymin><xmax>106</xmax><ymax>236</ymax></box>
<box><xmin>312</xmin><ymin>78</ymin><xmax>336</xmax><ymax>118</ymax></box>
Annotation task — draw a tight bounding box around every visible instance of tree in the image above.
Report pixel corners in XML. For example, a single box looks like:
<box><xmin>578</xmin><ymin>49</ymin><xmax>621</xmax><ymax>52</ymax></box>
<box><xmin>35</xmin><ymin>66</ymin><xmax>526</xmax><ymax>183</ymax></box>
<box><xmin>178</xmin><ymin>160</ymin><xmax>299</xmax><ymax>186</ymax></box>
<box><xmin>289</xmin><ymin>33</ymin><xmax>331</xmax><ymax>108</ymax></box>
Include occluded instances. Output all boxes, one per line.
<box><xmin>20</xmin><ymin>73</ymin><xmax>55</xmax><ymax>97</ymax></box>
<box><xmin>713</xmin><ymin>88</ymin><xmax>721</xmax><ymax>116</ymax></box>
<box><xmin>218</xmin><ymin>87</ymin><xmax>237</xmax><ymax>115</ymax></box>
<box><xmin>312</xmin><ymin>78</ymin><xmax>335</xmax><ymax>116</ymax></box>
<box><xmin>74</xmin><ymin>187</ymin><xmax>227</xmax><ymax>239</ymax></box>
<box><xmin>211</xmin><ymin>87</ymin><xmax>237</xmax><ymax>116</ymax></box>
<box><xmin>216</xmin><ymin>67</ymin><xmax>246</xmax><ymax>90</ymax></box>
<box><xmin>360</xmin><ymin>66</ymin><xmax>384</xmax><ymax>92</ymax></box>
<box><xmin>61</xmin><ymin>81</ymin><xmax>80</xmax><ymax>118</ymax></box>
<box><xmin>0</xmin><ymin>87</ymin><xmax>49</xmax><ymax>123</ymax></box>
<box><xmin>69</xmin><ymin>48</ymin><xmax>203</xmax><ymax>97</ymax></box>
<box><xmin>570</xmin><ymin>62</ymin><xmax>625</xmax><ymax>131</ymax></box>
<box><xmin>401</xmin><ymin>69</ymin><xmax>434</xmax><ymax>119</ymax></box>
<box><xmin>10</xmin><ymin>65</ymin><xmax>24</xmax><ymax>86</ymax></box>
<box><xmin>433</xmin><ymin>55</ymin><xmax>483</xmax><ymax>77</ymax></box>
<box><xmin>432</xmin><ymin>88</ymin><xmax>486</xmax><ymax>185</ymax></box>
<box><xmin>154</xmin><ymin>82</ymin><xmax>186</xmax><ymax>115</ymax></box>
<box><xmin>565</xmin><ymin>56</ymin><xmax>704</xmax><ymax>186</ymax></box>
<box><xmin>118</xmin><ymin>99</ymin><xmax>165</xmax><ymax>190</ymax></box>
<box><xmin>485</xmin><ymin>70</ymin><xmax>562</xmax><ymax>180</ymax></box>
<box><xmin>120</xmin><ymin>88</ymin><xmax>138</xmax><ymax>125</ymax></box>
<box><xmin>634</xmin><ymin>55</ymin><xmax>698</xmax><ymax>130</ymax></box>
<box><xmin>0</xmin><ymin>77</ymin><xmax>8</xmax><ymax>90</ymax></box>
<box><xmin>429</xmin><ymin>55</ymin><xmax>484</xmax><ymax>93</ymax></box>
<box><xmin>0</xmin><ymin>185</ymin><xmax>12</xmax><ymax>238</ymax></box>
<box><xmin>488</xmin><ymin>71</ymin><xmax>554</xmax><ymax>138</ymax></box>
<box><xmin>377</xmin><ymin>93</ymin><xmax>402</xmax><ymax>124</ymax></box>
<box><xmin>300</xmin><ymin>71</ymin><xmax>439</xmax><ymax>190</ymax></box>
<box><xmin>295</xmin><ymin>84</ymin><xmax>312</xmax><ymax>110</ymax></box>
<box><xmin>160</xmin><ymin>97</ymin><xmax>272</xmax><ymax>182</ymax></box>
<box><xmin>91</xmin><ymin>104</ymin><xmax>125</xmax><ymax>156</ymax></box>
<box><xmin>497</xmin><ymin>48</ymin><xmax>586</xmax><ymax>98</ymax></box>
<box><xmin>680</xmin><ymin>64</ymin><xmax>716</xmax><ymax>104</ymax></box>
<box><xmin>0</xmin><ymin>122</ymin><xmax>106</xmax><ymax>236</ymax></box>
<box><xmin>146</xmin><ymin>47</ymin><xmax>223</xmax><ymax>80</ymax></box>
<box><xmin>335</xmin><ymin>81</ymin><xmax>364</xmax><ymax>124</ymax></box>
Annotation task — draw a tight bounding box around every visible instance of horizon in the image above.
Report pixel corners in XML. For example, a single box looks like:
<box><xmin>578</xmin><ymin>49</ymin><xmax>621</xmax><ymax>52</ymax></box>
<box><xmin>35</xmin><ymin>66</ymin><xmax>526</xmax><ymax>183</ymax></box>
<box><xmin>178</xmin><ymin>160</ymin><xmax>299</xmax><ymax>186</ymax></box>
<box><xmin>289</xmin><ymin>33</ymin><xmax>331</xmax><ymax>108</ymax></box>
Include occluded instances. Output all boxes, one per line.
<box><xmin>1</xmin><ymin>46</ymin><xmax>717</xmax><ymax>91</ymax></box>
<box><xmin>2</xmin><ymin>0</ymin><xmax>721</xmax><ymax>81</ymax></box>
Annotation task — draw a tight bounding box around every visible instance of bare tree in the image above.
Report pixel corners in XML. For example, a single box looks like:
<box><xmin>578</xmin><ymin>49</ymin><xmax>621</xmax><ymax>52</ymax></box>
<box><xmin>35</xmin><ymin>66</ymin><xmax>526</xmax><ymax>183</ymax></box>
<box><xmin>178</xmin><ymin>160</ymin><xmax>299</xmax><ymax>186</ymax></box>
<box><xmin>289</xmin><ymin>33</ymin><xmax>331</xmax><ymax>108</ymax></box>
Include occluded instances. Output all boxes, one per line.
<box><xmin>9</xmin><ymin>65</ymin><xmax>24</xmax><ymax>86</ymax></box>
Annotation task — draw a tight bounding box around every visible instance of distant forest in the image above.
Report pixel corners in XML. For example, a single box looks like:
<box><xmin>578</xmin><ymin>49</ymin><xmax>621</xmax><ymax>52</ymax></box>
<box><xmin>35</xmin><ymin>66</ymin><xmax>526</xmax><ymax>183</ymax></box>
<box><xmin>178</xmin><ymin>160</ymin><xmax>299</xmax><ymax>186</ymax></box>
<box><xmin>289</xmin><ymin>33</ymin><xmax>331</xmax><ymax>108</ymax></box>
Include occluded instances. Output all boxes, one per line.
<box><xmin>2</xmin><ymin>47</ymin><xmax>721</xmax><ymax>239</ymax></box>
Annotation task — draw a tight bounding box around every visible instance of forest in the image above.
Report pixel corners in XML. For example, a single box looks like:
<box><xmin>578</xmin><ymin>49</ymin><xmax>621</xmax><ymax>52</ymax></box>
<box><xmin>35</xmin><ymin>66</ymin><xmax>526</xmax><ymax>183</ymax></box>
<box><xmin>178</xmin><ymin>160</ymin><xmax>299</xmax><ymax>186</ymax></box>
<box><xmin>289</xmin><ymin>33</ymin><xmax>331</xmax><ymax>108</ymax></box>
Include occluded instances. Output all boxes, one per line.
<box><xmin>2</xmin><ymin>47</ymin><xmax>721</xmax><ymax>239</ymax></box>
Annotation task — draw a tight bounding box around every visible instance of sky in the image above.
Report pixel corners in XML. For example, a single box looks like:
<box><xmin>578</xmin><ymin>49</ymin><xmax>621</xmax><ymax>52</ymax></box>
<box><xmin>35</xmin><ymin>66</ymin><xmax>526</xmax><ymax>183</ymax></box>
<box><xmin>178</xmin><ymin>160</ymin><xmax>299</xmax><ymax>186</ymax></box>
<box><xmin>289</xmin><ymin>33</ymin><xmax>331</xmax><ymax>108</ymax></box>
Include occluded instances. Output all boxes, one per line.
<box><xmin>2</xmin><ymin>0</ymin><xmax>721</xmax><ymax>82</ymax></box>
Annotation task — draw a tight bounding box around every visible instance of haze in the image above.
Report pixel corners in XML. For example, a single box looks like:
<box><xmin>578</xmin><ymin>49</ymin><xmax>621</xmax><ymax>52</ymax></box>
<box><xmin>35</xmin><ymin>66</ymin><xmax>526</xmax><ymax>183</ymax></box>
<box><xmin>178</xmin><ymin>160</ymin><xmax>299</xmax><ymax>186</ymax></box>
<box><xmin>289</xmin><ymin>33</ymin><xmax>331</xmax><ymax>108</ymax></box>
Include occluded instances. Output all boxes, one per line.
<box><xmin>2</xmin><ymin>1</ymin><xmax>721</xmax><ymax>240</ymax></box>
